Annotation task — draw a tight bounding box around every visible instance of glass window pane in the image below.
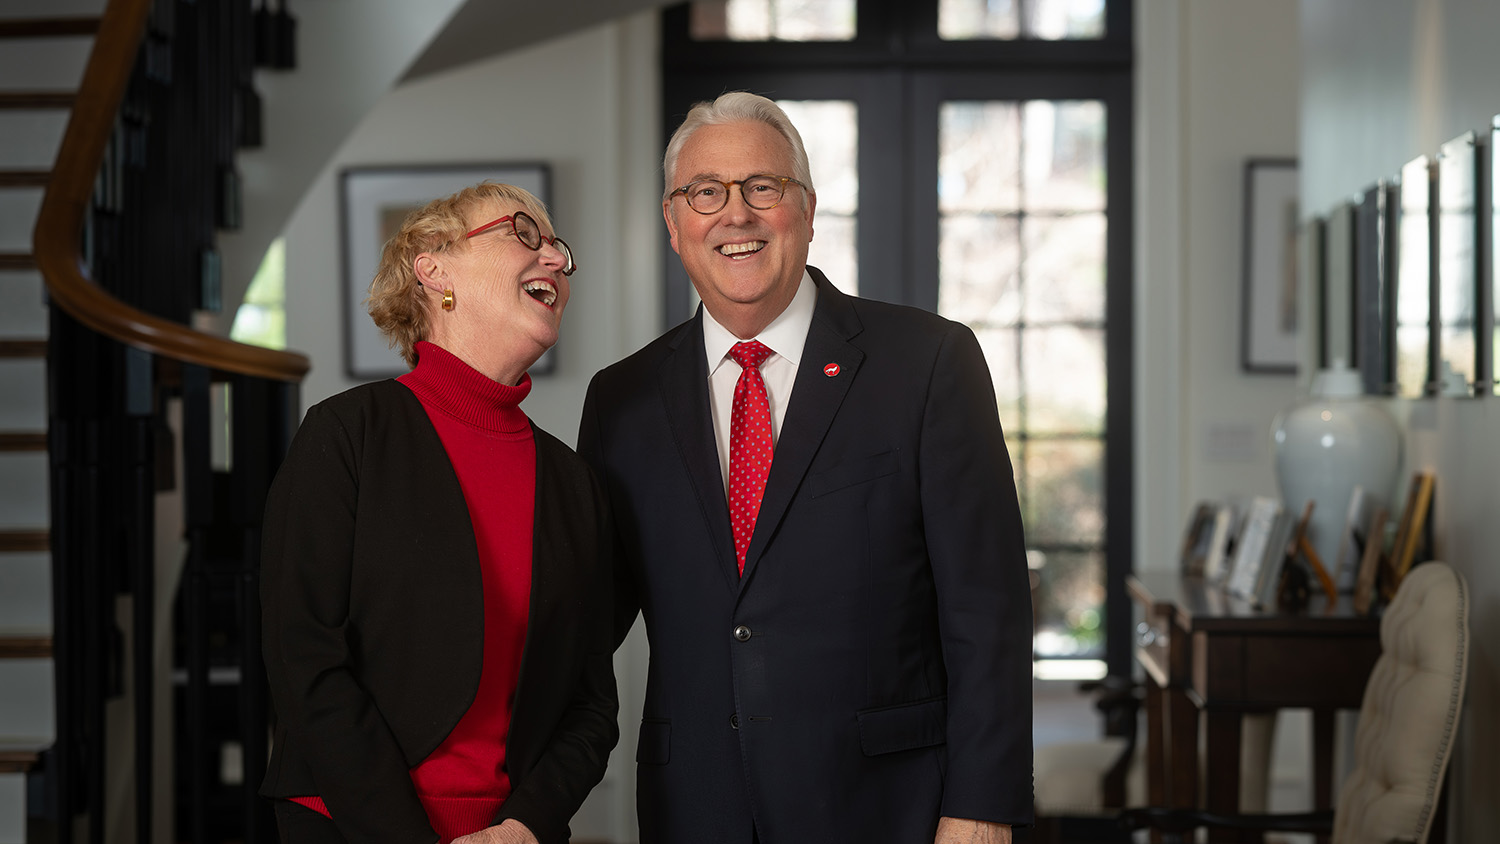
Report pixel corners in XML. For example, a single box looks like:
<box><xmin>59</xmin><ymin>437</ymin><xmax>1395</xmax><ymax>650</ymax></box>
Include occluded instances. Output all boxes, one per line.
<box><xmin>1024</xmin><ymin>325</ymin><xmax>1105</xmax><ymax>434</ymax></box>
<box><xmin>779</xmin><ymin>100</ymin><xmax>857</xmax><ymax>215</ymax></box>
<box><xmin>230</xmin><ymin>237</ymin><xmax>287</xmax><ymax>350</ymax></box>
<box><xmin>940</xmin><ymin>102</ymin><xmax>1020</xmax><ymax>213</ymax></box>
<box><xmin>777</xmin><ymin>99</ymin><xmax>857</xmax><ymax>294</ymax></box>
<box><xmin>810</xmin><ymin>213</ymin><xmax>857</xmax><ymax>295</ymax></box>
<box><xmin>1027</xmin><ymin>0</ymin><xmax>1107</xmax><ymax>39</ymax></box>
<box><xmin>939</xmin><ymin>214</ymin><xmax>1021</xmax><ymax>325</ymax></box>
<box><xmin>691</xmin><ymin>0</ymin><xmax>856</xmax><ymax>41</ymax></box>
<box><xmin>975</xmin><ymin>328</ymin><xmax>1022</xmax><ymax>432</ymax></box>
<box><xmin>1022</xmin><ymin>213</ymin><xmax>1105</xmax><ymax>323</ymax></box>
<box><xmin>1023</xmin><ymin>100</ymin><xmax>1106</xmax><ymax>212</ymax></box>
<box><xmin>1030</xmin><ymin>550</ymin><xmax>1106</xmax><ymax>659</ymax></box>
<box><xmin>940</xmin><ymin>0</ymin><xmax>1105</xmax><ymax>40</ymax></box>
<box><xmin>1021</xmin><ymin>438</ymin><xmax>1104</xmax><ymax>546</ymax></box>
<box><xmin>1394</xmin><ymin>325</ymin><xmax>1429</xmax><ymax>396</ymax></box>
<box><xmin>938</xmin><ymin>0</ymin><xmax>1020</xmax><ymax>40</ymax></box>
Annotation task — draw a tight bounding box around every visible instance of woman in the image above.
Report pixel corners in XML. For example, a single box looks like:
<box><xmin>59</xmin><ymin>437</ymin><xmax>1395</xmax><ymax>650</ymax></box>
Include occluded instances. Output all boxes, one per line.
<box><xmin>260</xmin><ymin>182</ymin><xmax>617</xmax><ymax>844</ymax></box>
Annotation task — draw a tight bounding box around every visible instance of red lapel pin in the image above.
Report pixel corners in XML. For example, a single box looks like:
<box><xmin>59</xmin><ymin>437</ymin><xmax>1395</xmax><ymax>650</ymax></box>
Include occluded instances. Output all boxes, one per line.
<box><xmin>823</xmin><ymin>363</ymin><xmax>841</xmax><ymax>377</ymax></box>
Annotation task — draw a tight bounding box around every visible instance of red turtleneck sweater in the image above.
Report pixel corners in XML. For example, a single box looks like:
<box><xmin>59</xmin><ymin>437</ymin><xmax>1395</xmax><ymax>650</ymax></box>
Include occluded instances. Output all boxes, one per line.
<box><xmin>292</xmin><ymin>340</ymin><xmax>535</xmax><ymax>843</ymax></box>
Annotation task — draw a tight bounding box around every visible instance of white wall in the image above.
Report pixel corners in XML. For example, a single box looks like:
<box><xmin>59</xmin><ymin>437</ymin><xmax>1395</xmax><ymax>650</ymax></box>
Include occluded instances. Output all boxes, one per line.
<box><xmin>279</xmin><ymin>11</ymin><xmax>664</xmax><ymax>841</ymax></box>
<box><xmin>1301</xmin><ymin>1</ymin><xmax>1500</xmax><ymax>838</ymax></box>
<box><xmin>214</xmin><ymin>0</ymin><xmax>471</xmax><ymax>337</ymax></box>
<box><xmin>1135</xmin><ymin>0</ymin><xmax>1321</xmax><ymax>808</ymax></box>
<box><xmin>283</xmin><ymin>15</ymin><xmax>664</xmax><ymax>432</ymax></box>
<box><xmin>1134</xmin><ymin>0</ymin><xmax>1303</xmax><ymax>562</ymax></box>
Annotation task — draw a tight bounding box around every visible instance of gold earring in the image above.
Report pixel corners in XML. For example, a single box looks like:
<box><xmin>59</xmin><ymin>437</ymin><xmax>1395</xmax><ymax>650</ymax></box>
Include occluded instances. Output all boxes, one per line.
<box><xmin>442</xmin><ymin>289</ymin><xmax>454</xmax><ymax>311</ymax></box>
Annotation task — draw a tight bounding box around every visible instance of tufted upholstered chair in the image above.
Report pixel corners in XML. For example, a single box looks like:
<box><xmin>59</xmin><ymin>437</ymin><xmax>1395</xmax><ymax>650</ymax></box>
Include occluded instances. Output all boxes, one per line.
<box><xmin>1123</xmin><ymin>560</ymin><xmax>1470</xmax><ymax>844</ymax></box>
<box><xmin>1330</xmin><ymin>560</ymin><xmax>1468</xmax><ymax>843</ymax></box>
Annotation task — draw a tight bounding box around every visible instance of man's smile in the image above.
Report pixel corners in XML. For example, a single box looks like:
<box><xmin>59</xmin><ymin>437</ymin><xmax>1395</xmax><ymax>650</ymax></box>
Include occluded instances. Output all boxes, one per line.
<box><xmin>718</xmin><ymin>240</ymin><xmax>767</xmax><ymax>258</ymax></box>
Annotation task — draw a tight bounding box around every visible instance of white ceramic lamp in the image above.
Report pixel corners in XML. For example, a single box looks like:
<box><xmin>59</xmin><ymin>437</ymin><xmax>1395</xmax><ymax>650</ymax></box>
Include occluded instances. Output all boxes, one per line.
<box><xmin>1271</xmin><ymin>362</ymin><xmax>1401</xmax><ymax>591</ymax></box>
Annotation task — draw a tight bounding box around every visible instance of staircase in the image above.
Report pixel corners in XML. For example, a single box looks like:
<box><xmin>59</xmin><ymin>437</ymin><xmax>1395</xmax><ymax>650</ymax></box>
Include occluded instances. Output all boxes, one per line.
<box><xmin>0</xmin><ymin>4</ymin><xmax>100</xmax><ymax>840</ymax></box>
<box><xmin>1</xmin><ymin>0</ymin><xmax>308</xmax><ymax>841</ymax></box>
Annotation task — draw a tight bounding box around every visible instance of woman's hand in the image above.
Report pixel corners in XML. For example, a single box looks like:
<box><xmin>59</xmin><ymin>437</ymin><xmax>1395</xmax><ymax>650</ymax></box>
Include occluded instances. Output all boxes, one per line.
<box><xmin>449</xmin><ymin>819</ymin><xmax>539</xmax><ymax>844</ymax></box>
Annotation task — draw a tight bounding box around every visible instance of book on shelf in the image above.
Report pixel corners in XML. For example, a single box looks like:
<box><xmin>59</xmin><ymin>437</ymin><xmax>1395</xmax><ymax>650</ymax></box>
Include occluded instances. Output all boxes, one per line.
<box><xmin>1389</xmin><ymin>472</ymin><xmax>1436</xmax><ymax>588</ymax></box>
<box><xmin>1332</xmin><ymin>485</ymin><xmax>1367</xmax><ymax>593</ymax></box>
<box><xmin>1179</xmin><ymin>501</ymin><xmax>1220</xmax><ymax>576</ymax></box>
<box><xmin>1353</xmin><ymin>506</ymin><xmax>1389</xmax><ymax>615</ymax></box>
<box><xmin>1201</xmin><ymin>505</ymin><xmax>1236</xmax><ymax>583</ymax></box>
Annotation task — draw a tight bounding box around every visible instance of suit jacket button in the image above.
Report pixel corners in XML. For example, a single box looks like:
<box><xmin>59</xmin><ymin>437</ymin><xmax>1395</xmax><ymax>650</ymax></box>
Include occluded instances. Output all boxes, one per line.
<box><xmin>733</xmin><ymin>625</ymin><xmax>752</xmax><ymax>642</ymax></box>
<box><xmin>730</xmin><ymin>713</ymin><xmax>740</xmax><ymax>729</ymax></box>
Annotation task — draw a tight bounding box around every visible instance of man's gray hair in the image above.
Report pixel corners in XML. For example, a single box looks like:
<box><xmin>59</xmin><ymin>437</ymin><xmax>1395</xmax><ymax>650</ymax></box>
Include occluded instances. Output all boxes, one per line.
<box><xmin>662</xmin><ymin>91</ymin><xmax>815</xmax><ymax>203</ymax></box>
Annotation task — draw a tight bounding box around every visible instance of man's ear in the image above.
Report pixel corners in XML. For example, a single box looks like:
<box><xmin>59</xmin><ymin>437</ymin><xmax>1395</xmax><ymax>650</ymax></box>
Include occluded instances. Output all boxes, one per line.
<box><xmin>663</xmin><ymin>200</ymin><xmax>683</xmax><ymax>255</ymax></box>
<box><xmin>805</xmin><ymin>190</ymin><xmax>817</xmax><ymax>242</ymax></box>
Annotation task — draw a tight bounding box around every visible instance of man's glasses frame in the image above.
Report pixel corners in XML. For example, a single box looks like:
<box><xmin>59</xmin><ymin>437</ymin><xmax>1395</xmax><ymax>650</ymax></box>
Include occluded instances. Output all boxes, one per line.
<box><xmin>465</xmin><ymin>210</ymin><xmax>576</xmax><ymax>276</ymax></box>
<box><xmin>668</xmin><ymin>174</ymin><xmax>807</xmax><ymax>215</ymax></box>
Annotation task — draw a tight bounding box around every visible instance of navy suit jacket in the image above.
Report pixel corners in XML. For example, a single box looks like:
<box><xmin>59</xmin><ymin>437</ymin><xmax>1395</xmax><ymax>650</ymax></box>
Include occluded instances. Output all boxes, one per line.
<box><xmin>578</xmin><ymin>269</ymin><xmax>1032</xmax><ymax>844</ymax></box>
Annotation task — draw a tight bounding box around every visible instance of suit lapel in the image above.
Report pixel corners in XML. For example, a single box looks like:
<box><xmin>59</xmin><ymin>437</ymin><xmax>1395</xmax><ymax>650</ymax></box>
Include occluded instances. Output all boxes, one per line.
<box><xmin>657</xmin><ymin>312</ymin><xmax>741</xmax><ymax>591</ymax></box>
<box><xmin>741</xmin><ymin>271</ymin><xmax>864</xmax><ymax>583</ymax></box>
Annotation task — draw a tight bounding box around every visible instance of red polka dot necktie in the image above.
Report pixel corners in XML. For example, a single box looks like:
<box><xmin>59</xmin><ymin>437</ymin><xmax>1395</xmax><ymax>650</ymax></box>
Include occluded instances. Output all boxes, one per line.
<box><xmin>728</xmin><ymin>340</ymin><xmax>774</xmax><ymax>576</ymax></box>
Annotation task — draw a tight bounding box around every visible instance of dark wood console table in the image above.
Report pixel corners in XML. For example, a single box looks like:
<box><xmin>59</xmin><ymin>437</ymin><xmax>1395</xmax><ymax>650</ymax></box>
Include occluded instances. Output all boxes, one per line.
<box><xmin>1128</xmin><ymin>572</ymin><xmax>1381</xmax><ymax>844</ymax></box>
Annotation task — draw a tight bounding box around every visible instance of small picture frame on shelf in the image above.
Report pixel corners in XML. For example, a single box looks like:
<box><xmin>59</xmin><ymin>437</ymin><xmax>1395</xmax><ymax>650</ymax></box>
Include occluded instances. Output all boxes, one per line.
<box><xmin>1387</xmin><ymin>472</ymin><xmax>1436</xmax><ymax>593</ymax></box>
<box><xmin>1333</xmin><ymin>486</ymin><xmax>1370</xmax><ymax>592</ymax></box>
<box><xmin>1179</xmin><ymin>502</ymin><xmax>1220</xmax><ymax>577</ymax></box>
<box><xmin>1227</xmin><ymin>497</ymin><xmax>1283</xmax><ymax>601</ymax></box>
<box><xmin>1353</xmin><ymin>507</ymin><xmax>1389</xmax><ymax>615</ymax></box>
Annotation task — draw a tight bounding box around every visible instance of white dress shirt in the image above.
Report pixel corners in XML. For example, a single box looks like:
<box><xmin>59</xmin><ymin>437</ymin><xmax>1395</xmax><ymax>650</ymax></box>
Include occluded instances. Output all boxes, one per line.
<box><xmin>701</xmin><ymin>271</ymin><xmax>818</xmax><ymax>498</ymax></box>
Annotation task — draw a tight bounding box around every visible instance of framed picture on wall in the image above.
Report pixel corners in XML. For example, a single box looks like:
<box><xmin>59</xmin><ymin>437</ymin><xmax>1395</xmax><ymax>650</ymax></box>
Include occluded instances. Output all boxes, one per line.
<box><xmin>339</xmin><ymin>162</ymin><xmax>555</xmax><ymax>380</ymax></box>
<box><xmin>1300</xmin><ymin>215</ymin><xmax>1325</xmax><ymax>368</ymax></box>
<box><xmin>1322</xmin><ymin>201</ymin><xmax>1356</xmax><ymax>369</ymax></box>
<box><xmin>1241</xmin><ymin>158</ymin><xmax>1301</xmax><ymax>373</ymax></box>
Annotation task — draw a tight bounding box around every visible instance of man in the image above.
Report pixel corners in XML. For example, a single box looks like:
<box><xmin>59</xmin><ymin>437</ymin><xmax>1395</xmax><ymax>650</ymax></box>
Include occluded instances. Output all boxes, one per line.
<box><xmin>578</xmin><ymin>92</ymin><xmax>1032</xmax><ymax>844</ymax></box>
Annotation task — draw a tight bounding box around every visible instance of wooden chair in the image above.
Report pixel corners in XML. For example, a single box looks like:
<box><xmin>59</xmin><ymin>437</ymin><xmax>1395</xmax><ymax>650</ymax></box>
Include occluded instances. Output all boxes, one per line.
<box><xmin>1032</xmin><ymin>675</ymin><xmax>1145</xmax><ymax>843</ymax></box>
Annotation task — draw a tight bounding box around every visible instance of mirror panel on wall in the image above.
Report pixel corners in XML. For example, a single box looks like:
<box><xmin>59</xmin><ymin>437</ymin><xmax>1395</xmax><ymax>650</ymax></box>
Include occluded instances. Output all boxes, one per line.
<box><xmin>1322</xmin><ymin>201</ymin><xmax>1355</xmax><ymax>369</ymax></box>
<box><xmin>1301</xmin><ymin>215</ymin><xmax>1325</xmax><ymax>368</ymax></box>
<box><xmin>1355</xmin><ymin>181</ymin><xmax>1395</xmax><ymax>395</ymax></box>
<box><xmin>1436</xmin><ymin>131</ymin><xmax>1480</xmax><ymax>397</ymax></box>
<box><xmin>1395</xmin><ymin>155</ymin><xmax>1435</xmax><ymax>397</ymax></box>
<box><xmin>1492</xmin><ymin>116</ymin><xmax>1500</xmax><ymax>396</ymax></box>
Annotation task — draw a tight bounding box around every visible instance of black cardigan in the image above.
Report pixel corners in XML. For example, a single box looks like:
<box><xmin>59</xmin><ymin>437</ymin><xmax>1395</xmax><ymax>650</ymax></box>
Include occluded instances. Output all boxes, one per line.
<box><xmin>259</xmin><ymin>379</ymin><xmax>618</xmax><ymax>844</ymax></box>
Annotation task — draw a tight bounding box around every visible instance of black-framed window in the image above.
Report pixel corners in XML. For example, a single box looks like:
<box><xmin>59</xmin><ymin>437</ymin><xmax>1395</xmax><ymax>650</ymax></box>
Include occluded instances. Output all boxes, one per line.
<box><xmin>662</xmin><ymin>0</ymin><xmax>1134</xmax><ymax>676</ymax></box>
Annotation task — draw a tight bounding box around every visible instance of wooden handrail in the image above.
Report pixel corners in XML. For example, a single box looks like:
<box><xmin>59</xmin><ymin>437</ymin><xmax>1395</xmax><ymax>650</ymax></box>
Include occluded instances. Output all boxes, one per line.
<box><xmin>33</xmin><ymin>0</ymin><xmax>310</xmax><ymax>383</ymax></box>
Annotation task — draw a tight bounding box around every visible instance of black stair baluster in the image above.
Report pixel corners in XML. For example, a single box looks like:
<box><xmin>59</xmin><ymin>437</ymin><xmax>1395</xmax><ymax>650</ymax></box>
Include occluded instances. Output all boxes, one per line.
<box><xmin>126</xmin><ymin>346</ymin><xmax>155</xmax><ymax>844</ymax></box>
<box><xmin>181</xmin><ymin>363</ymin><xmax>212</xmax><ymax>844</ymax></box>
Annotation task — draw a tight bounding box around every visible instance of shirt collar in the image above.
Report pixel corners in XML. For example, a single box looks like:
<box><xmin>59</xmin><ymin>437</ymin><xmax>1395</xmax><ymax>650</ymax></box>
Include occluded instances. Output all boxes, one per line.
<box><xmin>702</xmin><ymin>270</ymin><xmax>817</xmax><ymax>373</ymax></box>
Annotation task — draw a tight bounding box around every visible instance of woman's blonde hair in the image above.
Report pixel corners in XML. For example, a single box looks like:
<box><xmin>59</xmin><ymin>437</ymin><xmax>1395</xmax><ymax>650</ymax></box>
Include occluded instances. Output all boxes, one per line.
<box><xmin>366</xmin><ymin>181</ymin><xmax>554</xmax><ymax>368</ymax></box>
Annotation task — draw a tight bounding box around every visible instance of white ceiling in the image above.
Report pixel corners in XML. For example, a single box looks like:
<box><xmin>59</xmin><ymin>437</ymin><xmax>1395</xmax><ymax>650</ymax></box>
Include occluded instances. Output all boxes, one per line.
<box><xmin>402</xmin><ymin>0</ymin><xmax>672</xmax><ymax>82</ymax></box>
